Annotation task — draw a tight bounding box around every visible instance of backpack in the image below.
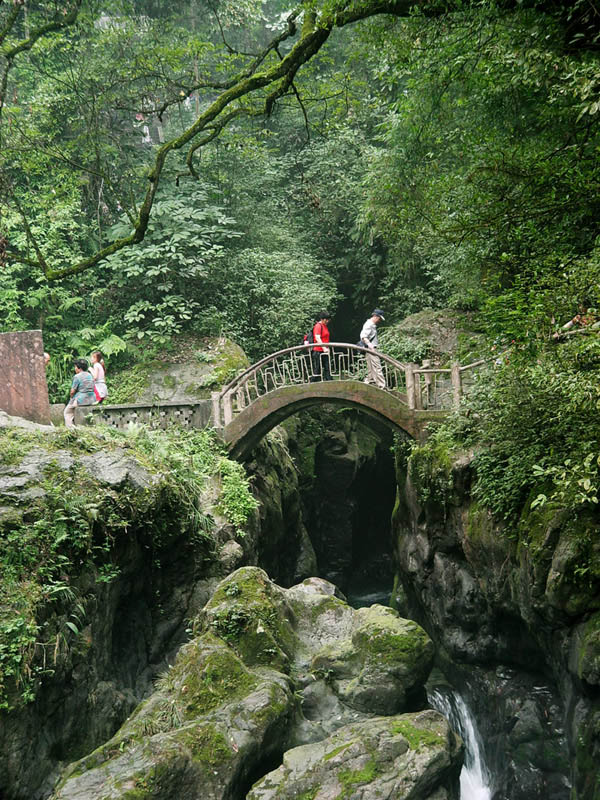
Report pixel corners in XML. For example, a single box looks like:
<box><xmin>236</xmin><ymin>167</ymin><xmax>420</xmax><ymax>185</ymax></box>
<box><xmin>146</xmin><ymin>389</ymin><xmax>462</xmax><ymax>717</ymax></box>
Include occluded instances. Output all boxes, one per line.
<box><xmin>302</xmin><ymin>329</ymin><xmax>315</xmax><ymax>346</ymax></box>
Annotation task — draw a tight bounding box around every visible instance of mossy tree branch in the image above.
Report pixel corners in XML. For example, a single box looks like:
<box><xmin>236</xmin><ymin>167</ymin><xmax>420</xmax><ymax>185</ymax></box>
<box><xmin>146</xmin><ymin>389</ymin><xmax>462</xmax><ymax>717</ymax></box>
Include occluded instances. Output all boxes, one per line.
<box><xmin>6</xmin><ymin>0</ymin><xmax>444</xmax><ymax>281</ymax></box>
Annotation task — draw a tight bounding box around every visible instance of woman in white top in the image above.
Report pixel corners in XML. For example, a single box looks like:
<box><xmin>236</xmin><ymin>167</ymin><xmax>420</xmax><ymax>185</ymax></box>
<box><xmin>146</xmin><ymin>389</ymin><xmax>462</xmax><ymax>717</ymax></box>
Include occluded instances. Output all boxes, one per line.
<box><xmin>90</xmin><ymin>350</ymin><xmax>108</xmax><ymax>402</ymax></box>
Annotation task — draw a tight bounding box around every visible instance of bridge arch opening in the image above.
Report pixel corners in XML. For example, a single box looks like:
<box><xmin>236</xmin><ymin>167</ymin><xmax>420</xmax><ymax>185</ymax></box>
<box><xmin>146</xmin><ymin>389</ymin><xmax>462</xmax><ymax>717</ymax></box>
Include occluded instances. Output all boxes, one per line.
<box><xmin>248</xmin><ymin>404</ymin><xmax>405</xmax><ymax>599</ymax></box>
<box><xmin>221</xmin><ymin>381</ymin><xmax>436</xmax><ymax>461</ymax></box>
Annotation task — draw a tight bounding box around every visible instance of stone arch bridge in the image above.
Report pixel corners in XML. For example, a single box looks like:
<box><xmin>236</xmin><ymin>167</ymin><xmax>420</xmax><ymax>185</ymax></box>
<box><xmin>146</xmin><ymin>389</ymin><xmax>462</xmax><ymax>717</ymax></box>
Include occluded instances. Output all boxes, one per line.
<box><xmin>80</xmin><ymin>344</ymin><xmax>487</xmax><ymax>460</ymax></box>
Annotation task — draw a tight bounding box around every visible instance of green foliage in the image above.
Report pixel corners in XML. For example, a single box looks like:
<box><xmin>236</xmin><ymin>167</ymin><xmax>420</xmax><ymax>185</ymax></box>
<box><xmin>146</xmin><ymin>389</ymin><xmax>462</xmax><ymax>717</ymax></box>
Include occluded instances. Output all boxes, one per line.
<box><xmin>217</xmin><ymin>460</ymin><xmax>259</xmax><ymax>533</ymax></box>
<box><xmin>424</xmin><ymin>339</ymin><xmax>600</xmax><ymax>526</ymax></box>
<box><xmin>104</xmin><ymin>423</ymin><xmax>221</xmax><ymax>544</ymax></box>
<box><xmin>104</xmin><ymin>183</ymin><xmax>241</xmax><ymax>345</ymax></box>
<box><xmin>0</xmin><ymin>608</ymin><xmax>40</xmax><ymax>709</ymax></box>
<box><xmin>358</xmin><ymin>10</ymin><xmax>600</xmax><ymax>329</ymax></box>
<box><xmin>65</xmin><ymin>327</ymin><xmax>128</xmax><ymax>360</ymax></box>
<box><xmin>0</xmin><ymin>423</ymin><xmax>258</xmax><ymax>708</ymax></box>
<box><xmin>531</xmin><ymin>454</ymin><xmax>600</xmax><ymax>511</ymax></box>
<box><xmin>406</xmin><ymin>425</ymin><xmax>456</xmax><ymax>507</ymax></box>
<box><xmin>380</xmin><ymin>328</ymin><xmax>432</xmax><ymax>364</ymax></box>
<box><xmin>0</xmin><ymin>460</ymin><xmax>116</xmax><ymax>708</ymax></box>
<box><xmin>200</xmin><ymin>245</ymin><xmax>338</xmax><ymax>358</ymax></box>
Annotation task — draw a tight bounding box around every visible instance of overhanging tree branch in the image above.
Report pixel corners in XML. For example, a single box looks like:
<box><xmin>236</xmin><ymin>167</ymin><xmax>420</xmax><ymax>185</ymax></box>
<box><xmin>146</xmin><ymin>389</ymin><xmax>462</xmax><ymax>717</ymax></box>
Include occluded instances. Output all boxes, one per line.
<box><xmin>6</xmin><ymin>0</ymin><xmax>446</xmax><ymax>281</ymax></box>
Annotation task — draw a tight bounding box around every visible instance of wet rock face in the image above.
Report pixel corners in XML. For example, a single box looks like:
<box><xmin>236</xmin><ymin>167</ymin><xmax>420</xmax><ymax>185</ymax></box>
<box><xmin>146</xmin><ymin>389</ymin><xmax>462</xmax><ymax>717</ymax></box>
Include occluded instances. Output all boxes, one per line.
<box><xmin>392</xmin><ymin>453</ymin><xmax>600</xmax><ymax>800</ymax></box>
<box><xmin>51</xmin><ymin>568</ymin><xmax>462</xmax><ymax>800</ymax></box>
<box><xmin>285</xmin><ymin>411</ymin><xmax>397</xmax><ymax>594</ymax></box>
<box><xmin>245</xmin><ymin>432</ymin><xmax>317</xmax><ymax>587</ymax></box>
<box><xmin>0</xmin><ymin>428</ymin><xmax>312</xmax><ymax>800</ymax></box>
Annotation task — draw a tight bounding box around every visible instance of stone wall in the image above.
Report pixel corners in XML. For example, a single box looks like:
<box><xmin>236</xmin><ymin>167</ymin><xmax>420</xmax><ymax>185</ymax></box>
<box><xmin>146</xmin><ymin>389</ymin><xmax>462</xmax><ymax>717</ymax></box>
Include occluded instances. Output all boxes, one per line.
<box><xmin>0</xmin><ymin>330</ymin><xmax>50</xmax><ymax>424</ymax></box>
<box><xmin>74</xmin><ymin>399</ymin><xmax>213</xmax><ymax>430</ymax></box>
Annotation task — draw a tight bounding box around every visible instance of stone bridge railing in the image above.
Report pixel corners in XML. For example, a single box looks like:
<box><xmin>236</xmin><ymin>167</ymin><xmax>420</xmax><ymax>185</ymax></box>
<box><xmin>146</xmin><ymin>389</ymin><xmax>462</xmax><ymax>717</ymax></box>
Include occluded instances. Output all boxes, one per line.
<box><xmin>212</xmin><ymin>343</ymin><xmax>487</xmax><ymax>429</ymax></box>
<box><xmin>75</xmin><ymin>344</ymin><xmax>489</xmax><ymax>435</ymax></box>
<box><xmin>74</xmin><ymin>399</ymin><xmax>213</xmax><ymax>431</ymax></box>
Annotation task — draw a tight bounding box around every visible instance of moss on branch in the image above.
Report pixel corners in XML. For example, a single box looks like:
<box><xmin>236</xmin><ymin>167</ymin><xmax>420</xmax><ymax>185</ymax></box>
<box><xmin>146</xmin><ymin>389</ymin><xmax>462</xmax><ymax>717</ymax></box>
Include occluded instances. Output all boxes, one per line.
<box><xmin>24</xmin><ymin>0</ymin><xmax>439</xmax><ymax>281</ymax></box>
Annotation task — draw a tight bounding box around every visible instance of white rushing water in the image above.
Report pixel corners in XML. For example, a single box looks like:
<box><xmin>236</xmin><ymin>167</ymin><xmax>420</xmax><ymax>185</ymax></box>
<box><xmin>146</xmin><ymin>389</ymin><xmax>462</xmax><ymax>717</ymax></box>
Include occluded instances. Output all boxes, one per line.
<box><xmin>429</xmin><ymin>688</ymin><xmax>492</xmax><ymax>800</ymax></box>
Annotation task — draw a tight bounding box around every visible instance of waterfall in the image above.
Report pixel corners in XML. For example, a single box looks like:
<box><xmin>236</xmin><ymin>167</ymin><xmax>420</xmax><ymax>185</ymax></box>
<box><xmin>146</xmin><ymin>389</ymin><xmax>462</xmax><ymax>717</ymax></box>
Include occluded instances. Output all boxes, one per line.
<box><xmin>429</xmin><ymin>687</ymin><xmax>492</xmax><ymax>800</ymax></box>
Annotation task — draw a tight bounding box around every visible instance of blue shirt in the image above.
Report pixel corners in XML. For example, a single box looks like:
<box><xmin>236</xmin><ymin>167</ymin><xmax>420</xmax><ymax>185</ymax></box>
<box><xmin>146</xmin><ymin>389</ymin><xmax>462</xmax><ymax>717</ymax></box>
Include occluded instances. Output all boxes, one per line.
<box><xmin>71</xmin><ymin>371</ymin><xmax>96</xmax><ymax>405</ymax></box>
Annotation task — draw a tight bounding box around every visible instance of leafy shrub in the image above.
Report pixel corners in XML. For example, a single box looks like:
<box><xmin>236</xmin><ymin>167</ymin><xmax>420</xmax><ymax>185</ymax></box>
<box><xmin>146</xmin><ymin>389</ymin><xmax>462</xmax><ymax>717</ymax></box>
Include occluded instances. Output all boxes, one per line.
<box><xmin>217</xmin><ymin>460</ymin><xmax>259</xmax><ymax>532</ymax></box>
<box><xmin>427</xmin><ymin>341</ymin><xmax>600</xmax><ymax>526</ymax></box>
<box><xmin>406</xmin><ymin>425</ymin><xmax>456</xmax><ymax>507</ymax></box>
<box><xmin>380</xmin><ymin>329</ymin><xmax>432</xmax><ymax>364</ymax></box>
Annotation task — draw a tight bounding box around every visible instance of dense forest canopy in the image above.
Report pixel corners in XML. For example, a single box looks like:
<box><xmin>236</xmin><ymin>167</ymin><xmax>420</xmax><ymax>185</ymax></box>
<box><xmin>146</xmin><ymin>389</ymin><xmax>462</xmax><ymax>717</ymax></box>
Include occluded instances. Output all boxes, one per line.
<box><xmin>2</xmin><ymin>1</ymin><xmax>600</xmax><ymax>428</ymax></box>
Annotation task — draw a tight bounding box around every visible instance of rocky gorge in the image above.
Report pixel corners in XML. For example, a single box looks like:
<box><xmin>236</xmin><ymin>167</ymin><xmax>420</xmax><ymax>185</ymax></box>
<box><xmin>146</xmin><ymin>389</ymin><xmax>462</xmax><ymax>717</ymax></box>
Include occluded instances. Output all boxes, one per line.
<box><xmin>391</xmin><ymin>442</ymin><xmax>600</xmax><ymax>800</ymax></box>
<box><xmin>0</xmin><ymin>374</ymin><xmax>599</xmax><ymax>798</ymax></box>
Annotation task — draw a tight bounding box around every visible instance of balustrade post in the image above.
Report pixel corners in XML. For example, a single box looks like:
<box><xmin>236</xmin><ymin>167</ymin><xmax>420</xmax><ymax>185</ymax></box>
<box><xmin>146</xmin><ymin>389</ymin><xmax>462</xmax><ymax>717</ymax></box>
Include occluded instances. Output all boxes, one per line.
<box><xmin>405</xmin><ymin>364</ymin><xmax>416</xmax><ymax>409</ymax></box>
<box><xmin>236</xmin><ymin>387</ymin><xmax>245</xmax><ymax>411</ymax></box>
<box><xmin>451</xmin><ymin>362</ymin><xmax>462</xmax><ymax>409</ymax></box>
<box><xmin>413</xmin><ymin>365</ymin><xmax>423</xmax><ymax>410</ymax></box>
<box><xmin>211</xmin><ymin>392</ymin><xmax>221</xmax><ymax>427</ymax></box>
<box><xmin>422</xmin><ymin>359</ymin><xmax>431</xmax><ymax>409</ymax></box>
<box><xmin>223</xmin><ymin>391</ymin><xmax>233</xmax><ymax>425</ymax></box>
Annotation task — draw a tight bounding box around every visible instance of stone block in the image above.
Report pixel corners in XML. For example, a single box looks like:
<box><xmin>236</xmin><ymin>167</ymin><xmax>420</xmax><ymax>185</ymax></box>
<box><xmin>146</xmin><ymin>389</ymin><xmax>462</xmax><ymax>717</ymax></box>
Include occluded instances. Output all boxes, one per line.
<box><xmin>0</xmin><ymin>330</ymin><xmax>51</xmax><ymax>424</ymax></box>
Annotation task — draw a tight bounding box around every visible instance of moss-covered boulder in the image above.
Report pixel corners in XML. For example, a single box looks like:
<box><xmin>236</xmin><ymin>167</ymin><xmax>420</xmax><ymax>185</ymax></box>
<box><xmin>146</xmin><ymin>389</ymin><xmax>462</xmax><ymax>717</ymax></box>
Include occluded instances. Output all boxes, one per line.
<box><xmin>51</xmin><ymin>568</ymin><xmax>439</xmax><ymax>799</ymax></box>
<box><xmin>380</xmin><ymin>308</ymin><xmax>485</xmax><ymax>366</ymax></box>
<box><xmin>247</xmin><ymin>710</ymin><xmax>463</xmax><ymax>800</ymax></box>
<box><xmin>310</xmin><ymin>604</ymin><xmax>434</xmax><ymax>715</ymax></box>
<box><xmin>200</xmin><ymin>566</ymin><xmax>297</xmax><ymax>672</ymax></box>
<box><xmin>52</xmin><ymin>633</ymin><xmax>293</xmax><ymax>800</ymax></box>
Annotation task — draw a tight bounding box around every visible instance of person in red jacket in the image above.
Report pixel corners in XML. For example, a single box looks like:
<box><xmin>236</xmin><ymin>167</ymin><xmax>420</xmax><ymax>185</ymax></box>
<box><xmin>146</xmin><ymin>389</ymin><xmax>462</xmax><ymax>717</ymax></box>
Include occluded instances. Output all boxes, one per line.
<box><xmin>311</xmin><ymin>311</ymin><xmax>332</xmax><ymax>381</ymax></box>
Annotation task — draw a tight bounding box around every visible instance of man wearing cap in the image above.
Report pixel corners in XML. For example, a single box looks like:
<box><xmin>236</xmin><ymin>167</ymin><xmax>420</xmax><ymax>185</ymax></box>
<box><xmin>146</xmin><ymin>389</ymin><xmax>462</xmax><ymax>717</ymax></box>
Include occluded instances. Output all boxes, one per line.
<box><xmin>359</xmin><ymin>309</ymin><xmax>386</xmax><ymax>389</ymax></box>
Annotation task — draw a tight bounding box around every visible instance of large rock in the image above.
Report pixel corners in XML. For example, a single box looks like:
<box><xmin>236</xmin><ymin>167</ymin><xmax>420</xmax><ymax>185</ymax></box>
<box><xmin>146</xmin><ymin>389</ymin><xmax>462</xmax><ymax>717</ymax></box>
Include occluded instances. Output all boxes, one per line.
<box><xmin>51</xmin><ymin>568</ymin><xmax>449</xmax><ymax>799</ymax></box>
<box><xmin>0</xmin><ymin>410</ymin><xmax>55</xmax><ymax>432</ymax></box>
<box><xmin>245</xmin><ymin>430</ymin><xmax>317</xmax><ymax>587</ymax></box>
<box><xmin>392</xmin><ymin>449</ymin><xmax>600</xmax><ymax>800</ymax></box>
<box><xmin>109</xmin><ymin>336</ymin><xmax>249</xmax><ymax>404</ymax></box>
<box><xmin>310</xmin><ymin>604</ymin><xmax>434</xmax><ymax>715</ymax></box>
<box><xmin>247</xmin><ymin>711</ymin><xmax>462</xmax><ymax>800</ymax></box>
<box><xmin>52</xmin><ymin>633</ymin><xmax>293</xmax><ymax>800</ymax></box>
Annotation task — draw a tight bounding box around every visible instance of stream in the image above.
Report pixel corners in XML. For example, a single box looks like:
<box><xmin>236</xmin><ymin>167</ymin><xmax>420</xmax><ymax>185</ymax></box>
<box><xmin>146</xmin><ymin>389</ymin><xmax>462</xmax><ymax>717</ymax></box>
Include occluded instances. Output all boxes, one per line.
<box><xmin>429</xmin><ymin>687</ymin><xmax>493</xmax><ymax>800</ymax></box>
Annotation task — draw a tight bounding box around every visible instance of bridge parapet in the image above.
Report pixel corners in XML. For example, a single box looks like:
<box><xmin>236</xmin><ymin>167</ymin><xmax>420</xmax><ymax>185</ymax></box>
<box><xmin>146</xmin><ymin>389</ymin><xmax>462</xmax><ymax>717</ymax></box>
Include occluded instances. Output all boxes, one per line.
<box><xmin>212</xmin><ymin>343</ymin><xmax>486</xmax><ymax>429</ymax></box>
<box><xmin>213</xmin><ymin>343</ymin><xmax>407</xmax><ymax>428</ymax></box>
<box><xmin>74</xmin><ymin>399</ymin><xmax>212</xmax><ymax>430</ymax></box>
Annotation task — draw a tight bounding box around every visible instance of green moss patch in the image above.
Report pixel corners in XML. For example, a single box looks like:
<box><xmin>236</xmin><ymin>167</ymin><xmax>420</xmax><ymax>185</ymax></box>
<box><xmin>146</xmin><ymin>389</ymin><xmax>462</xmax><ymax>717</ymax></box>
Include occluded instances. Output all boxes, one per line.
<box><xmin>205</xmin><ymin>567</ymin><xmax>296</xmax><ymax>671</ymax></box>
<box><xmin>161</xmin><ymin>634</ymin><xmax>257</xmax><ymax>719</ymax></box>
<box><xmin>390</xmin><ymin>719</ymin><xmax>444</xmax><ymax>750</ymax></box>
<box><xmin>577</xmin><ymin>612</ymin><xmax>600</xmax><ymax>685</ymax></box>
<box><xmin>323</xmin><ymin>741</ymin><xmax>354</xmax><ymax>761</ymax></box>
<box><xmin>108</xmin><ymin>362</ymin><xmax>154</xmax><ymax>404</ymax></box>
<box><xmin>338</xmin><ymin>759</ymin><xmax>377</xmax><ymax>789</ymax></box>
<box><xmin>352</xmin><ymin>605</ymin><xmax>433</xmax><ymax>669</ymax></box>
<box><xmin>407</xmin><ymin>430</ymin><xmax>457</xmax><ymax>507</ymax></box>
<box><xmin>174</xmin><ymin>723</ymin><xmax>233</xmax><ymax>771</ymax></box>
